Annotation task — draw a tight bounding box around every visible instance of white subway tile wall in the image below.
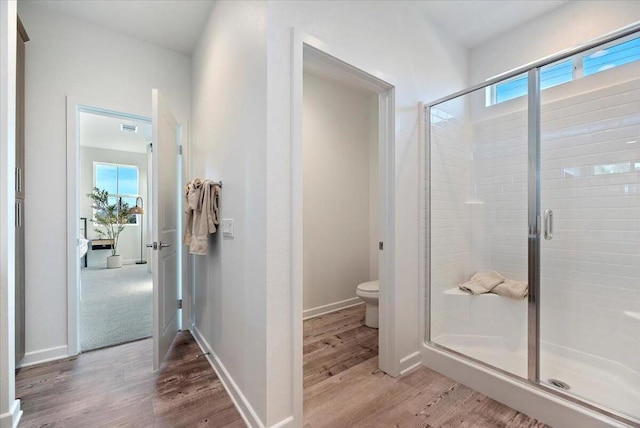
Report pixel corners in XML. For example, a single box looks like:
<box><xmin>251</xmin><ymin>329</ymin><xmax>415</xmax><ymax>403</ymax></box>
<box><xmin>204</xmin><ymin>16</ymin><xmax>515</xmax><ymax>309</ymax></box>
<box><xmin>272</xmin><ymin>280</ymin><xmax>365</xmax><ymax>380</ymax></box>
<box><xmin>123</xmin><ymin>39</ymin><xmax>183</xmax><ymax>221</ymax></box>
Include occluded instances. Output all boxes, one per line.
<box><xmin>429</xmin><ymin>104</ymin><xmax>473</xmax><ymax>339</ymax></box>
<box><xmin>539</xmin><ymin>76</ymin><xmax>640</xmax><ymax>379</ymax></box>
<box><xmin>428</xmin><ymin>71</ymin><xmax>640</xmax><ymax>417</ymax></box>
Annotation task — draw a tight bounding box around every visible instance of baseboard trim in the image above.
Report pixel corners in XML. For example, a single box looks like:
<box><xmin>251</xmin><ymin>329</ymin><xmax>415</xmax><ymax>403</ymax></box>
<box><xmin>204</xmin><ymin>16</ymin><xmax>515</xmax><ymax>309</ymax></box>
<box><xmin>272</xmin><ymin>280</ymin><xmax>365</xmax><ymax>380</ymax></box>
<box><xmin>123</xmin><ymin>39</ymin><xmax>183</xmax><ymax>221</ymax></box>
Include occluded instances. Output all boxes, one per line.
<box><xmin>399</xmin><ymin>351</ymin><xmax>421</xmax><ymax>375</ymax></box>
<box><xmin>84</xmin><ymin>259</ymin><xmax>145</xmax><ymax>269</ymax></box>
<box><xmin>0</xmin><ymin>399</ymin><xmax>22</xmax><ymax>428</ymax></box>
<box><xmin>270</xmin><ymin>415</ymin><xmax>294</xmax><ymax>428</ymax></box>
<box><xmin>17</xmin><ymin>345</ymin><xmax>68</xmax><ymax>368</ymax></box>
<box><xmin>303</xmin><ymin>298</ymin><xmax>363</xmax><ymax>320</ymax></box>
<box><xmin>191</xmin><ymin>326</ymin><xmax>266</xmax><ymax>428</ymax></box>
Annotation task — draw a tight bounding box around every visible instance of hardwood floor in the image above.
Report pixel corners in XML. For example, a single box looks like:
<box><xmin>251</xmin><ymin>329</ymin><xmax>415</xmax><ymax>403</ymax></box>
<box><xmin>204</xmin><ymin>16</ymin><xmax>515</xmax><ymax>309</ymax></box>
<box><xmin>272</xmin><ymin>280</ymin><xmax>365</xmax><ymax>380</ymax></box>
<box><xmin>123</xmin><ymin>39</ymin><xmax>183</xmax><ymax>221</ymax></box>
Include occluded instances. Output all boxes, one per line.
<box><xmin>303</xmin><ymin>304</ymin><xmax>548</xmax><ymax>428</ymax></box>
<box><xmin>16</xmin><ymin>332</ymin><xmax>244</xmax><ymax>428</ymax></box>
<box><xmin>17</xmin><ymin>306</ymin><xmax>548</xmax><ymax>428</ymax></box>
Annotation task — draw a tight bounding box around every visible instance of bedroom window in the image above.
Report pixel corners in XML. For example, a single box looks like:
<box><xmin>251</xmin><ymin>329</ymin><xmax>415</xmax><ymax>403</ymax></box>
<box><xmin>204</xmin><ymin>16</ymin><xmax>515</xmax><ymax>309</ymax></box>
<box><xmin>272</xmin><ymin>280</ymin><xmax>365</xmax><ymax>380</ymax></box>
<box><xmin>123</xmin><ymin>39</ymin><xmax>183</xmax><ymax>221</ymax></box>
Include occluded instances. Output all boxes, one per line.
<box><xmin>94</xmin><ymin>162</ymin><xmax>140</xmax><ymax>224</ymax></box>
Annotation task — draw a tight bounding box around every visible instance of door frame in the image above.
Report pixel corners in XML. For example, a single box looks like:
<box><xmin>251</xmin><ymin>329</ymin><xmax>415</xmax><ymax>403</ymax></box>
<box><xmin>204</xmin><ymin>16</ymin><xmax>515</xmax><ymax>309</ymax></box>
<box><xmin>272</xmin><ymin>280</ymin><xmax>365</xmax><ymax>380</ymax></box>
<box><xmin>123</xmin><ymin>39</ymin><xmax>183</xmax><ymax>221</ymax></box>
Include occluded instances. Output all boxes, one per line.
<box><xmin>65</xmin><ymin>97</ymin><xmax>178</xmax><ymax>356</ymax></box>
<box><xmin>291</xmin><ymin>29</ymin><xmax>397</xmax><ymax>423</ymax></box>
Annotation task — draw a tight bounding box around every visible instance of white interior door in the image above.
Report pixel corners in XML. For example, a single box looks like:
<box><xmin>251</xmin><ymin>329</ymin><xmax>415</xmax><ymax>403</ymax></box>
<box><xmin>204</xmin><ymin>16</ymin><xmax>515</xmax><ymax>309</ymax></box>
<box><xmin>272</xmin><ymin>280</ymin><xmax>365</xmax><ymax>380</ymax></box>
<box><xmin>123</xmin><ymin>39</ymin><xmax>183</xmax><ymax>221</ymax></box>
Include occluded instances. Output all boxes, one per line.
<box><xmin>151</xmin><ymin>89</ymin><xmax>180</xmax><ymax>370</ymax></box>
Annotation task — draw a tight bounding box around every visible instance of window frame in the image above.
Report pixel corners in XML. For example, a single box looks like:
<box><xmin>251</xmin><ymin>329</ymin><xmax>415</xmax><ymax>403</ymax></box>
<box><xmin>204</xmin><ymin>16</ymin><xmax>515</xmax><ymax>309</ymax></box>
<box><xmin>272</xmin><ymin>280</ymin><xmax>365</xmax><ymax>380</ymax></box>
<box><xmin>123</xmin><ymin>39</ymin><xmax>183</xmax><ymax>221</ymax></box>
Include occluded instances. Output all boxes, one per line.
<box><xmin>486</xmin><ymin>33</ymin><xmax>640</xmax><ymax>106</ymax></box>
<box><xmin>92</xmin><ymin>161</ymin><xmax>140</xmax><ymax>226</ymax></box>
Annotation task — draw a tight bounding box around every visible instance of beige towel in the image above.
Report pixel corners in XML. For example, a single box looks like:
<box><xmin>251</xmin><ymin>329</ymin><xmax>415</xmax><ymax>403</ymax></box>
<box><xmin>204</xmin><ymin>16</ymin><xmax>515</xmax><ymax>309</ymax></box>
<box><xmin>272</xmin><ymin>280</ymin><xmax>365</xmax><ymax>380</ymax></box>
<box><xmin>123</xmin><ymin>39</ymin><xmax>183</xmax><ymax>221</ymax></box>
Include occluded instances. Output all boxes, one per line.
<box><xmin>493</xmin><ymin>279</ymin><xmax>528</xmax><ymax>300</ymax></box>
<box><xmin>459</xmin><ymin>271</ymin><xmax>504</xmax><ymax>295</ymax></box>
<box><xmin>183</xmin><ymin>179</ymin><xmax>221</xmax><ymax>255</ymax></box>
<box><xmin>183</xmin><ymin>179</ymin><xmax>203</xmax><ymax>246</ymax></box>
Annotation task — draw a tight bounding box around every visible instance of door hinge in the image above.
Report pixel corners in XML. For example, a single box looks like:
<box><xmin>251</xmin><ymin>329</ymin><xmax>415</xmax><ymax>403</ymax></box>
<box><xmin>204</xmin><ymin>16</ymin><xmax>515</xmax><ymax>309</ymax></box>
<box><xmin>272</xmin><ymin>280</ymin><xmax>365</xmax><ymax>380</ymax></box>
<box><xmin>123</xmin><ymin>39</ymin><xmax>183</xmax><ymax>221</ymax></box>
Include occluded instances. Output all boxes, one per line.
<box><xmin>178</xmin><ymin>299</ymin><xmax>182</xmax><ymax>309</ymax></box>
<box><xmin>379</xmin><ymin>241</ymin><xmax>384</xmax><ymax>250</ymax></box>
<box><xmin>178</xmin><ymin>145</ymin><xmax>182</xmax><ymax>155</ymax></box>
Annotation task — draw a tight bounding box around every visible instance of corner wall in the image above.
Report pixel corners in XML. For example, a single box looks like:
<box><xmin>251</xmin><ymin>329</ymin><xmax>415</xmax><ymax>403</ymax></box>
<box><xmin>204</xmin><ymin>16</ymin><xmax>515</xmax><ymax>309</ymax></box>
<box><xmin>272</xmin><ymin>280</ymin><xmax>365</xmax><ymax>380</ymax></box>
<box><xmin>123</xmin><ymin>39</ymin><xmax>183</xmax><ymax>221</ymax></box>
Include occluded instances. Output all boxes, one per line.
<box><xmin>18</xmin><ymin>3</ymin><xmax>190</xmax><ymax>365</ymax></box>
<box><xmin>265</xmin><ymin>1</ymin><xmax>468</xmax><ymax>425</ymax></box>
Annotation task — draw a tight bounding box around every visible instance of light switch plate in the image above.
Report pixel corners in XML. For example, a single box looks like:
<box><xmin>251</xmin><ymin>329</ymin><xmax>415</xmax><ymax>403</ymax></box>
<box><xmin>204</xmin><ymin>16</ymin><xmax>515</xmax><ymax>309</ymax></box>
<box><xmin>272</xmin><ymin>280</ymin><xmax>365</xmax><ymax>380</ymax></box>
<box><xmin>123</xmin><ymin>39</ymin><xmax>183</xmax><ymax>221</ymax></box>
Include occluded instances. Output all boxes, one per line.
<box><xmin>222</xmin><ymin>218</ymin><xmax>234</xmax><ymax>238</ymax></box>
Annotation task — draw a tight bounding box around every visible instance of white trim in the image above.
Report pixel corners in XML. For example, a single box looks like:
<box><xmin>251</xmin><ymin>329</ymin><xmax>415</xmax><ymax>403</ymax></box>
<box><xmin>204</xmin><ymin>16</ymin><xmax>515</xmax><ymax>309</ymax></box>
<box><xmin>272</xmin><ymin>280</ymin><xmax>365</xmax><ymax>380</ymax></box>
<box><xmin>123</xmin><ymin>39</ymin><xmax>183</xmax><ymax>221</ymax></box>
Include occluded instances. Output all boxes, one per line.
<box><xmin>191</xmin><ymin>326</ymin><xmax>265</xmax><ymax>428</ymax></box>
<box><xmin>418</xmin><ymin>101</ymin><xmax>428</xmax><ymax>346</ymax></box>
<box><xmin>421</xmin><ymin>344</ymin><xmax>631</xmax><ymax>428</ymax></box>
<box><xmin>15</xmin><ymin>345</ymin><xmax>68</xmax><ymax>368</ymax></box>
<box><xmin>0</xmin><ymin>3</ymin><xmax>18</xmax><ymax>425</ymax></box>
<box><xmin>399</xmin><ymin>351</ymin><xmax>421</xmax><ymax>375</ymax></box>
<box><xmin>0</xmin><ymin>399</ymin><xmax>21</xmax><ymax>428</ymax></box>
<box><xmin>377</xmin><ymin>85</ymin><xmax>397</xmax><ymax>376</ymax></box>
<box><xmin>269</xmin><ymin>416</ymin><xmax>295</xmax><ymax>428</ymax></box>
<box><xmin>291</xmin><ymin>28</ymin><xmax>397</xmax><ymax>426</ymax></box>
<box><xmin>66</xmin><ymin>96</ymin><xmax>81</xmax><ymax>357</ymax></box>
<box><xmin>303</xmin><ymin>299</ymin><xmax>363</xmax><ymax>320</ymax></box>
<box><xmin>290</xmin><ymin>29</ymin><xmax>304</xmax><ymax>428</ymax></box>
<box><xmin>179</xmin><ymin>120</ymin><xmax>190</xmax><ymax>331</ymax></box>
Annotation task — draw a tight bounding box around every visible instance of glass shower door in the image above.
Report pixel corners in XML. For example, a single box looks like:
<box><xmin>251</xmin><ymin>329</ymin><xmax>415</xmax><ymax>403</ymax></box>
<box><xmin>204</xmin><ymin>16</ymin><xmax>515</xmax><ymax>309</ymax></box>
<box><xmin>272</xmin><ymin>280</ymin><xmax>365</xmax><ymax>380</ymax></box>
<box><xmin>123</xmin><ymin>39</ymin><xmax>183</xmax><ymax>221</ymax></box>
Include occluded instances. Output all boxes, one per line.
<box><xmin>429</xmin><ymin>83</ymin><xmax>529</xmax><ymax>378</ymax></box>
<box><xmin>538</xmin><ymin>57</ymin><xmax>640</xmax><ymax>420</ymax></box>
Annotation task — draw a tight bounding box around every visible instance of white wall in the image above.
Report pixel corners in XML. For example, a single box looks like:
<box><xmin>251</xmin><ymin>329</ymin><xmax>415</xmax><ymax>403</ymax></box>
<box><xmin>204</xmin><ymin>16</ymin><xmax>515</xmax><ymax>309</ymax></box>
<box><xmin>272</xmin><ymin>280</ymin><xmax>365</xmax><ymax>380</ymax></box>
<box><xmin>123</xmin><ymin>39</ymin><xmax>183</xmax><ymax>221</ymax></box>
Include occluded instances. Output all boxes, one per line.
<box><xmin>18</xmin><ymin>3</ymin><xmax>190</xmax><ymax>365</ymax></box>
<box><xmin>0</xmin><ymin>1</ymin><xmax>20</xmax><ymax>427</ymax></box>
<box><xmin>265</xmin><ymin>1</ymin><xmax>468</xmax><ymax>425</ymax></box>
<box><xmin>190</xmin><ymin>1</ymin><xmax>468</xmax><ymax>426</ymax></box>
<box><xmin>80</xmin><ymin>147</ymin><xmax>149</xmax><ymax>266</ymax></box>
<box><xmin>190</xmin><ymin>0</ymin><xmax>268</xmax><ymax>425</ymax></box>
<box><xmin>470</xmin><ymin>0</ymin><xmax>640</xmax><ymax>85</ymax></box>
<box><xmin>303</xmin><ymin>72</ymin><xmax>377</xmax><ymax>314</ymax></box>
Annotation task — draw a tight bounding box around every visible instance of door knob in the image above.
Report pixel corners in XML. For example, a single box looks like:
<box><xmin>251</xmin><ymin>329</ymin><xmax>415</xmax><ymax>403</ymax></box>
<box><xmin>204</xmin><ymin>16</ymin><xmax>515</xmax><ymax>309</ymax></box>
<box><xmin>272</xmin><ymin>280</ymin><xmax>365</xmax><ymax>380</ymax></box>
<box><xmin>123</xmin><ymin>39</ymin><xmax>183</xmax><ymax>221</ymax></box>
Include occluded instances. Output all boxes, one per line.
<box><xmin>159</xmin><ymin>242</ymin><xmax>171</xmax><ymax>249</ymax></box>
<box><xmin>146</xmin><ymin>242</ymin><xmax>158</xmax><ymax>249</ymax></box>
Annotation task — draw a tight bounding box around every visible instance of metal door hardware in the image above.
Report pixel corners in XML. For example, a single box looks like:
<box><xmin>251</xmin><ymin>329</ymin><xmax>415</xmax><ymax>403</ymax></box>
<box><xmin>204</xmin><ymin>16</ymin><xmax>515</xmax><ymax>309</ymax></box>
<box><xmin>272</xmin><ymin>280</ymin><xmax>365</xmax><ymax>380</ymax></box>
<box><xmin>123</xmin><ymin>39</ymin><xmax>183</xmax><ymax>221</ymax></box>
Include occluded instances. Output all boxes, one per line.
<box><xmin>543</xmin><ymin>209</ymin><xmax>553</xmax><ymax>240</ymax></box>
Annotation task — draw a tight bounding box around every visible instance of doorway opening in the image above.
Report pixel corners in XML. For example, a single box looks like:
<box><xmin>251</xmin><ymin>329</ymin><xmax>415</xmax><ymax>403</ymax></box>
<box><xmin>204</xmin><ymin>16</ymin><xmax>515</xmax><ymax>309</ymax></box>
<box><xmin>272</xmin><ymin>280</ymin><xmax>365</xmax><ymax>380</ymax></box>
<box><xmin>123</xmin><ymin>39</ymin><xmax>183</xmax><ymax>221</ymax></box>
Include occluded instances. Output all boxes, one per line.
<box><xmin>302</xmin><ymin>64</ymin><xmax>381</xmax><ymax>388</ymax></box>
<box><xmin>66</xmin><ymin>91</ymin><xmax>183</xmax><ymax>370</ymax></box>
<box><xmin>77</xmin><ymin>107</ymin><xmax>153</xmax><ymax>351</ymax></box>
<box><xmin>293</xmin><ymin>39</ymin><xmax>396</xmax><ymax>423</ymax></box>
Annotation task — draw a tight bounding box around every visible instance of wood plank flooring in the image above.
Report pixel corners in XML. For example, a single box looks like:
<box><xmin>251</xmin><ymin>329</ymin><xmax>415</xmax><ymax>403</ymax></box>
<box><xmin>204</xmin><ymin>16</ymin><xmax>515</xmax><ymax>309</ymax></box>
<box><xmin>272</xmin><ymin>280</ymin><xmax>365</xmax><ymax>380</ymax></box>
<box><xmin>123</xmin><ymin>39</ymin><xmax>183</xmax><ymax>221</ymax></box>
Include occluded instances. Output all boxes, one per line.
<box><xmin>303</xmin><ymin>304</ymin><xmax>548</xmax><ymax>428</ymax></box>
<box><xmin>16</xmin><ymin>332</ymin><xmax>244</xmax><ymax>428</ymax></box>
<box><xmin>17</xmin><ymin>305</ymin><xmax>548</xmax><ymax>428</ymax></box>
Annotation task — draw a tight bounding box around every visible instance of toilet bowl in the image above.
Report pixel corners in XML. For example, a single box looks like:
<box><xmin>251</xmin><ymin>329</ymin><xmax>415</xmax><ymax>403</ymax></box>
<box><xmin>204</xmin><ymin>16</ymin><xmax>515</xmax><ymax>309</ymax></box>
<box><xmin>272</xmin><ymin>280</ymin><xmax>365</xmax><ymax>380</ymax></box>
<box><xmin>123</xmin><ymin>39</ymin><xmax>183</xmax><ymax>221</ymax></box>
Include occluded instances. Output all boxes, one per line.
<box><xmin>356</xmin><ymin>280</ymin><xmax>379</xmax><ymax>328</ymax></box>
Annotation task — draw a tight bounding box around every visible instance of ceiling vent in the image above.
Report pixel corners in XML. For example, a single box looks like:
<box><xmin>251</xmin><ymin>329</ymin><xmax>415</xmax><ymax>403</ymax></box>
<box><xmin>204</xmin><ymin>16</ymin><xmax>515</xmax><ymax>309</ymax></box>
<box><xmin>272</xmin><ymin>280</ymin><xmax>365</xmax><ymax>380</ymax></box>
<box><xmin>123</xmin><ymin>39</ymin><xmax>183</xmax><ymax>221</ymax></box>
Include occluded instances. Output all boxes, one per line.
<box><xmin>120</xmin><ymin>123</ymin><xmax>138</xmax><ymax>133</ymax></box>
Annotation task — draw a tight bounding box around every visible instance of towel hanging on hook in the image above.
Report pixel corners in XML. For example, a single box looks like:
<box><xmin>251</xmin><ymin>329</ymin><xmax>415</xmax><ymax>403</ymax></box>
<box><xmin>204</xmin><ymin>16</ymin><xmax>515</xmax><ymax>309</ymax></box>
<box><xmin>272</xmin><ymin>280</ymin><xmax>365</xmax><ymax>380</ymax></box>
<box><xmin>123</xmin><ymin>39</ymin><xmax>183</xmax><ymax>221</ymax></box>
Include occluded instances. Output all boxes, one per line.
<box><xmin>184</xmin><ymin>178</ymin><xmax>222</xmax><ymax>255</ymax></box>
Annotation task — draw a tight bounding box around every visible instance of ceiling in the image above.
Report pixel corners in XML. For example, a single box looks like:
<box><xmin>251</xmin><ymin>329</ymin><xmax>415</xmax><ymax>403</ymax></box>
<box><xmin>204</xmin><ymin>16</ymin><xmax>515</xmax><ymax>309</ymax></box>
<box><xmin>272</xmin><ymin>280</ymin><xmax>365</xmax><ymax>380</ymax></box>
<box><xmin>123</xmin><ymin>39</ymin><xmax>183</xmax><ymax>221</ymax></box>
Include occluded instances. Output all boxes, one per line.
<box><xmin>20</xmin><ymin>0</ymin><xmax>568</xmax><ymax>54</ymax></box>
<box><xmin>418</xmin><ymin>0</ymin><xmax>569</xmax><ymax>48</ymax></box>
<box><xmin>80</xmin><ymin>111</ymin><xmax>151</xmax><ymax>154</ymax></box>
<box><xmin>20</xmin><ymin>0</ymin><xmax>214</xmax><ymax>55</ymax></box>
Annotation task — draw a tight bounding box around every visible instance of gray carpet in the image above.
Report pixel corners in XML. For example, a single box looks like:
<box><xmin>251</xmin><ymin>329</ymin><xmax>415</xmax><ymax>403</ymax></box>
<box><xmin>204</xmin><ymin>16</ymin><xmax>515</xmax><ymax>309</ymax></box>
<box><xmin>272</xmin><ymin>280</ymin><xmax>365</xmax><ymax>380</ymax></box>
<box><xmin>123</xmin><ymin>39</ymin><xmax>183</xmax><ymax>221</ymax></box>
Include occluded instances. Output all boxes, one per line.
<box><xmin>80</xmin><ymin>264</ymin><xmax>152</xmax><ymax>351</ymax></box>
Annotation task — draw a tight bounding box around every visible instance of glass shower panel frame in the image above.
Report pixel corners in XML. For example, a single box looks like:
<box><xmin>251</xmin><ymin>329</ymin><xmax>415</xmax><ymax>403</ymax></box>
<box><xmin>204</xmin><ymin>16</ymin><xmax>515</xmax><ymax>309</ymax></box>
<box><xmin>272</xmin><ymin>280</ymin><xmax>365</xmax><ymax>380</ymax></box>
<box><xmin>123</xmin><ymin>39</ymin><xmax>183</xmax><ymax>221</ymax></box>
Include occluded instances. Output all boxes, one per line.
<box><xmin>538</xmin><ymin>55</ymin><xmax>640</xmax><ymax>420</ymax></box>
<box><xmin>427</xmin><ymin>86</ymin><xmax>530</xmax><ymax>379</ymax></box>
<box><xmin>424</xmin><ymin>23</ymin><xmax>640</xmax><ymax>427</ymax></box>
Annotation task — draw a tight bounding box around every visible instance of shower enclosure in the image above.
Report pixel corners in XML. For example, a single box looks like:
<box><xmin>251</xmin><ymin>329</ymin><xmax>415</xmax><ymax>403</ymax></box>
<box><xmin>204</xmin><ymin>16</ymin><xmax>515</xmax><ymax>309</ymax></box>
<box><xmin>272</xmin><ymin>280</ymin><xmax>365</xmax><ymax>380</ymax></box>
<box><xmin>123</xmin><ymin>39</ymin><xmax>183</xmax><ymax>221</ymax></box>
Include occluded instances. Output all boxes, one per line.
<box><xmin>425</xmin><ymin>25</ymin><xmax>639</xmax><ymax>426</ymax></box>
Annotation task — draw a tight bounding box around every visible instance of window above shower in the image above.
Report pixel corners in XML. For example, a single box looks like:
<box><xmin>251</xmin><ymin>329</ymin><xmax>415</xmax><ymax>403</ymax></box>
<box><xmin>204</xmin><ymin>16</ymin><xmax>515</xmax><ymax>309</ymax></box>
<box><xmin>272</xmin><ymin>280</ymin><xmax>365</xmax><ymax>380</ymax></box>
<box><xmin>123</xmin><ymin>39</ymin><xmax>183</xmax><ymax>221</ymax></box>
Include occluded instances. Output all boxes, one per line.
<box><xmin>486</xmin><ymin>34</ymin><xmax>640</xmax><ymax>106</ymax></box>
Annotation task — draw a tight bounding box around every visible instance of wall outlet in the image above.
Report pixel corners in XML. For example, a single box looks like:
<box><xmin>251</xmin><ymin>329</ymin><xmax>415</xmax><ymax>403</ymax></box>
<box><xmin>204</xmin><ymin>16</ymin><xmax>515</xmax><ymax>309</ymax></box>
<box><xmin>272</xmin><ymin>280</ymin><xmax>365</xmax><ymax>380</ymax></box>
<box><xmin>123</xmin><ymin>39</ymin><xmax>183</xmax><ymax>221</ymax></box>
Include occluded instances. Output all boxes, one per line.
<box><xmin>222</xmin><ymin>218</ymin><xmax>234</xmax><ymax>238</ymax></box>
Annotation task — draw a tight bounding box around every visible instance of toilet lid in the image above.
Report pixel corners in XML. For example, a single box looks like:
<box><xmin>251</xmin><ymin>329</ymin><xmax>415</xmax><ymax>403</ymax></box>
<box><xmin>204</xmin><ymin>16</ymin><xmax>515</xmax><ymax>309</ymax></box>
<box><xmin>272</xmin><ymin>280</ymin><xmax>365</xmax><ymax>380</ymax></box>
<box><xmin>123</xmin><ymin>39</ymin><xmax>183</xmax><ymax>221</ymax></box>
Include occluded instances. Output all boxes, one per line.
<box><xmin>357</xmin><ymin>280</ymin><xmax>379</xmax><ymax>292</ymax></box>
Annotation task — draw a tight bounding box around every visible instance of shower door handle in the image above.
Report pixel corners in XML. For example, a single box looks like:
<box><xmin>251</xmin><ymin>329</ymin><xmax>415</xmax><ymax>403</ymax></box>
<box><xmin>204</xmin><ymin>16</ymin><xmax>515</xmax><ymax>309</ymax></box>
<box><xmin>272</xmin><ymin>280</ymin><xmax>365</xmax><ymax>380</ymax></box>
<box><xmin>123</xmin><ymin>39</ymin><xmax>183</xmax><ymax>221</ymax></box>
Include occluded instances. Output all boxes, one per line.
<box><xmin>543</xmin><ymin>209</ymin><xmax>553</xmax><ymax>240</ymax></box>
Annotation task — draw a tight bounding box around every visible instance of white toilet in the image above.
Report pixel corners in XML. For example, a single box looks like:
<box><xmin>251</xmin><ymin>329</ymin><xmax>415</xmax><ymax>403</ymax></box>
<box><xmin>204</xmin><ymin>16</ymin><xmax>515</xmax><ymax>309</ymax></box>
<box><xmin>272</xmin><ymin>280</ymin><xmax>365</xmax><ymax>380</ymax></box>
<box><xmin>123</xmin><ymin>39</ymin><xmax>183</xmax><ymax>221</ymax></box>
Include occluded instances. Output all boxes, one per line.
<box><xmin>356</xmin><ymin>280</ymin><xmax>379</xmax><ymax>328</ymax></box>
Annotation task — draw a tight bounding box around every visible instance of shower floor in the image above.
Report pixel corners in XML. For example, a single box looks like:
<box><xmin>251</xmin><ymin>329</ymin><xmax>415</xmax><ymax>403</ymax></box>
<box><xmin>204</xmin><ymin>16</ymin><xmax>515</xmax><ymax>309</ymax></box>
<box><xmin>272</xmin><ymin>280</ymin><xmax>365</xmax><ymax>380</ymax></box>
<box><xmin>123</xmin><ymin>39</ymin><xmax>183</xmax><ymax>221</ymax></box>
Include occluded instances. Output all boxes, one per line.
<box><xmin>433</xmin><ymin>334</ymin><xmax>640</xmax><ymax>421</ymax></box>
